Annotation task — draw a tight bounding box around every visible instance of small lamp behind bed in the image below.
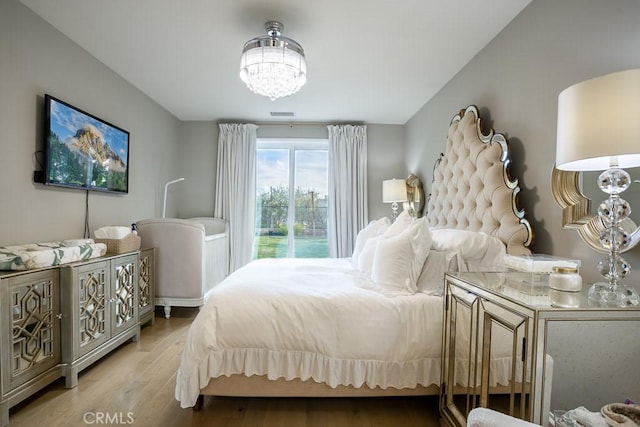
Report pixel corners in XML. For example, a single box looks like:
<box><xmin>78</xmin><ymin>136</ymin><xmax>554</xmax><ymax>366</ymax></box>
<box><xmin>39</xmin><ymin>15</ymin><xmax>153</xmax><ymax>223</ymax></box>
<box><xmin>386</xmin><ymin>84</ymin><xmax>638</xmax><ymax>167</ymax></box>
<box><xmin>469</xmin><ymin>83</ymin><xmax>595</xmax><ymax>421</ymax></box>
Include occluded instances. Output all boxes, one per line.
<box><xmin>383</xmin><ymin>178</ymin><xmax>407</xmax><ymax>221</ymax></box>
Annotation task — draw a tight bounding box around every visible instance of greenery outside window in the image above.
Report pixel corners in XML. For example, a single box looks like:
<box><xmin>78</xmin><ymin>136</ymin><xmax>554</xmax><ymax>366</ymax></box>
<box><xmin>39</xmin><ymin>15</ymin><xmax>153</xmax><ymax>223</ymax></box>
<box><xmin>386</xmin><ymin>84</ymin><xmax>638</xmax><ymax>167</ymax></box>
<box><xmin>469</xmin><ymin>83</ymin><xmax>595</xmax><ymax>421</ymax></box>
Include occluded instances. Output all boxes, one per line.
<box><xmin>254</xmin><ymin>139</ymin><xmax>328</xmax><ymax>259</ymax></box>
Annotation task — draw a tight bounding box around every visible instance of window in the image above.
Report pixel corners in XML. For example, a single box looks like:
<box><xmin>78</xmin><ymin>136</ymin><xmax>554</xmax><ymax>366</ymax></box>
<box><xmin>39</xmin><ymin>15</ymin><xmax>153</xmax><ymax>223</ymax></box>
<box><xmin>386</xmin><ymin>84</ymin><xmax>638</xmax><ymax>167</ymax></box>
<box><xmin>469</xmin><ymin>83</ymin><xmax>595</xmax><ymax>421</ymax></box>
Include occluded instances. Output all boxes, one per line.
<box><xmin>254</xmin><ymin>139</ymin><xmax>328</xmax><ymax>259</ymax></box>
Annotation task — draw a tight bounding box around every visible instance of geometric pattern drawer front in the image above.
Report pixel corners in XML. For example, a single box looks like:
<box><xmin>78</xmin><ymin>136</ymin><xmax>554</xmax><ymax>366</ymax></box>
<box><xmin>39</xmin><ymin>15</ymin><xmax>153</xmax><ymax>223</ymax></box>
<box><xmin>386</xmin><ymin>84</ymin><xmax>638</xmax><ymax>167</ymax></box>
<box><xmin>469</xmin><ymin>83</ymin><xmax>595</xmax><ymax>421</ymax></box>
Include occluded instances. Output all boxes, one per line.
<box><xmin>139</xmin><ymin>255</ymin><xmax>151</xmax><ymax>310</ymax></box>
<box><xmin>114</xmin><ymin>261</ymin><xmax>136</xmax><ymax>328</ymax></box>
<box><xmin>56</xmin><ymin>253</ymin><xmax>141</xmax><ymax>392</ymax></box>
<box><xmin>78</xmin><ymin>270</ymin><xmax>107</xmax><ymax>348</ymax></box>
<box><xmin>10</xmin><ymin>278</ymin><xmax>56</xmax><ymax>378</ymax></box>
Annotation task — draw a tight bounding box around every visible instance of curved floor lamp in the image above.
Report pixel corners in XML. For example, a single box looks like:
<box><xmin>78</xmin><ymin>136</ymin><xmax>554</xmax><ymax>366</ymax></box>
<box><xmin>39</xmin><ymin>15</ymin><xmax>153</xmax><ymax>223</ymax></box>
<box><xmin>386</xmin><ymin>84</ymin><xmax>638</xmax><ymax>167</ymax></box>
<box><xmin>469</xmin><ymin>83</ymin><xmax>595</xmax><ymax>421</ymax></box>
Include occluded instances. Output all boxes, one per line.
<box><xmin>162</xmin><ymin>178</ymin><xmax>184</xmax><ymax>218</ymax></box>
<box><xmin>556</xmin><ymin>68</ymin><xmax>640</xmax><ymax>307</ymax></box>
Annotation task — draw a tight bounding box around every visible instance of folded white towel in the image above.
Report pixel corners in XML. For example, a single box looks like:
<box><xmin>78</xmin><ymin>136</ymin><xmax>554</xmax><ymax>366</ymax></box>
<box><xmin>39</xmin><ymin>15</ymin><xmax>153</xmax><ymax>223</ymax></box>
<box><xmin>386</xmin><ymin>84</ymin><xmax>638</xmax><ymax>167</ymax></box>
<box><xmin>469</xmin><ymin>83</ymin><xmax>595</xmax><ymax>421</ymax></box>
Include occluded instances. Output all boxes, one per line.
<box><xmin>569</xmin><ymin>406</ymin><xmax>608</xmax><ymax>427</ymax></box>
<box><xmin>94</xmin><ymin>226</ymin><xmax>131</xmax><ymax>239</ymax></box>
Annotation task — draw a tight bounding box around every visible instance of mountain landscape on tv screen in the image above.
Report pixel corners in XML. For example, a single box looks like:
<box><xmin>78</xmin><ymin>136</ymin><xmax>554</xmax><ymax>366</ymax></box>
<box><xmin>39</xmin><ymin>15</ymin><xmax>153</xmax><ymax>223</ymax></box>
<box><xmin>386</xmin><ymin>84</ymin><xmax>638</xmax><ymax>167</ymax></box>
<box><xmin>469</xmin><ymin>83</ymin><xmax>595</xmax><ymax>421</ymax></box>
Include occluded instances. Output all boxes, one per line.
<box><xmin>48</xmin><ymin>124</ymin><xmax>127</xmax><ymax>191</ymax></box>
<box><xmin>46</xmin><ymin>96</ymin><xmax>129</xmax><ymax>192</ymax></box>
<box><xmin>67</xmin><ymin>124</ymin><xmax>126</xmax><ymax>172</ymax></box>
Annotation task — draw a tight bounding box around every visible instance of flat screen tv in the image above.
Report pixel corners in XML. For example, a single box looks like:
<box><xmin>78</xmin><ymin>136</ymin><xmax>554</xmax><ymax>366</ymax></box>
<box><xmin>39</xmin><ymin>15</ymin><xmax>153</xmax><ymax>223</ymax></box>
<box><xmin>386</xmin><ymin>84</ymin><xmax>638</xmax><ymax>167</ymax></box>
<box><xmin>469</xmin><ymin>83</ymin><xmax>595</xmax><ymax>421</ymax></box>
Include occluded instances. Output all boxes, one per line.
<box><xmin>43</xmin><ymin>94</ymin><xmax>129</xmax><ymax>194</ymax></box>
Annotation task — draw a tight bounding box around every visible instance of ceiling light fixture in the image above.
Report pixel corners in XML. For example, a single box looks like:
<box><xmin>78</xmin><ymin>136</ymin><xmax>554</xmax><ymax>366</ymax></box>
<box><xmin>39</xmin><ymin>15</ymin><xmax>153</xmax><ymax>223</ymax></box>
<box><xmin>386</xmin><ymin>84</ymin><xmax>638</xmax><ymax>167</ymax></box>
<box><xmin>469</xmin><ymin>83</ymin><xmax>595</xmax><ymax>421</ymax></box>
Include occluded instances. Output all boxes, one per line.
<box><xmin>240</xmin><ymin>21</ymin><xmax>307</xmax><ymax>101</ymax></box>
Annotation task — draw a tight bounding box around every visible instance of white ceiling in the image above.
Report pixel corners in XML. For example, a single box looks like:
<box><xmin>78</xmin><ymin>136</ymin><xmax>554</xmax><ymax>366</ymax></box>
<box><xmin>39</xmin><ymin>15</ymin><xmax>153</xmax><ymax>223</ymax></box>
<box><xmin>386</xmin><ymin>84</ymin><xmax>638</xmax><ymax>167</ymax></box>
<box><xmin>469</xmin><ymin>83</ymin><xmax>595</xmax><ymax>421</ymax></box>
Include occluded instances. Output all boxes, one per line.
<box><xmin>20</xmin><ymin>0</ymin><xmax>530</xmax><ymax>124</ymax></box>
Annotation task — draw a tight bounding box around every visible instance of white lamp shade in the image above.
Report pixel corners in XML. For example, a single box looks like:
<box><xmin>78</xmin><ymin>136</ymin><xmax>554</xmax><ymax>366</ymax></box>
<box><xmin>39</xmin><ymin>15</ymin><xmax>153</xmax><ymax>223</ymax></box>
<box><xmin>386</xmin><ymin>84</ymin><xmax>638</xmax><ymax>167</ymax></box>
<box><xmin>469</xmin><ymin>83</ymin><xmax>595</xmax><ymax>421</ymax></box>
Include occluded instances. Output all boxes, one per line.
<box><xmin>382</xmin><ymin>179</ymin><xmax>407</xmax><ymax>203</ymax></box>
<box><xmin>556</xmin><ymin>68</ymin><xmax>640</xmax><ymax>171</ymax></box>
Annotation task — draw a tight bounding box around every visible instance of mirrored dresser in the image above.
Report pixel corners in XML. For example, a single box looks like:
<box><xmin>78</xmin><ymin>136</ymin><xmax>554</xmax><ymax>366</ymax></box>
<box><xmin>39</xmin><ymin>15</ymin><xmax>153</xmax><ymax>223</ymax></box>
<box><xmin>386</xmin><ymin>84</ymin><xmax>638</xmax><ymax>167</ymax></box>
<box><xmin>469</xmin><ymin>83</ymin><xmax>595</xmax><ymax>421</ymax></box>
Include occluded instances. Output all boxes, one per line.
<box><xmin>0</xmin><ymin>249</ymin><xmax>155</xmax><ymax>426</ymax></box>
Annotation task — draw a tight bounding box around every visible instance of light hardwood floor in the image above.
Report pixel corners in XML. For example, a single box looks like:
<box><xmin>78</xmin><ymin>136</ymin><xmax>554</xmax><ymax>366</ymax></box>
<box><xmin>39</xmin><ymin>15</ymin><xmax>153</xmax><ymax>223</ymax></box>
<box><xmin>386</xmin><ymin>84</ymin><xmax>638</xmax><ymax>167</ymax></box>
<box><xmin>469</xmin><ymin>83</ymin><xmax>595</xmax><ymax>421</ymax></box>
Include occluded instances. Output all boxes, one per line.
<box><xmin>9</xmin><ymin>307</ymin><xmax>442</xmax><ymax>426</ymax></box>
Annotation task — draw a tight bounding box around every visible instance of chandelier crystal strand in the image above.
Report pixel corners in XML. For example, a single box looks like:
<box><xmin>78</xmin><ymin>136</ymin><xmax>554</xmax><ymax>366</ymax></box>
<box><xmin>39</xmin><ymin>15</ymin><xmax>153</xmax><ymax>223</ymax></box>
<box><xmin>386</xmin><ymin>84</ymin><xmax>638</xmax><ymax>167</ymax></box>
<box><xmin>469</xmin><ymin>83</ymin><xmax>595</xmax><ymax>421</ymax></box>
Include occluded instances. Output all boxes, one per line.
<box><xmin>240</xmin><ymin>21</ymin><xmax>307</xmax><ymax>101</ymax></box>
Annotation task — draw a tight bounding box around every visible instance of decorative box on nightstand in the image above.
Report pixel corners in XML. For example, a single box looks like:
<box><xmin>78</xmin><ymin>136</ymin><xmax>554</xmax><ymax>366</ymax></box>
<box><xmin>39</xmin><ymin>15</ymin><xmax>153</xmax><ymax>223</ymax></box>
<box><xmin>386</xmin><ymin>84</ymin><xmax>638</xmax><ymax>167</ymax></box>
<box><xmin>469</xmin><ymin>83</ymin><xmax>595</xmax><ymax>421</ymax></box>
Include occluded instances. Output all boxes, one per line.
<box><xmin>503</xmin><ymin>254</ymin><xmax>581</xmax><ymax>299</ymax></box>
<box><xmin>504</xmin><ymin>254</ymin><xmax>581</xmax><ymax>274</ymax></box>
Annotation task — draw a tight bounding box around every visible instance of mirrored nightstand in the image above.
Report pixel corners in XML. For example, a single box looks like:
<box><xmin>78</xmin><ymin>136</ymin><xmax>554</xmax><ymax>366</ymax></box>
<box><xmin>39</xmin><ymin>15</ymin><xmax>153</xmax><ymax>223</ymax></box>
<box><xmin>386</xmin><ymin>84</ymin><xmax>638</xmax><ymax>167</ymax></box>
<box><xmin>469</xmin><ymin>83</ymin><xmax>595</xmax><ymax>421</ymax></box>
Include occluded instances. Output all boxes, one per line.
<box><xmin>440</xmin><ymin>271</ymin><xmax>640</xmax><ymax>427</ymax></box>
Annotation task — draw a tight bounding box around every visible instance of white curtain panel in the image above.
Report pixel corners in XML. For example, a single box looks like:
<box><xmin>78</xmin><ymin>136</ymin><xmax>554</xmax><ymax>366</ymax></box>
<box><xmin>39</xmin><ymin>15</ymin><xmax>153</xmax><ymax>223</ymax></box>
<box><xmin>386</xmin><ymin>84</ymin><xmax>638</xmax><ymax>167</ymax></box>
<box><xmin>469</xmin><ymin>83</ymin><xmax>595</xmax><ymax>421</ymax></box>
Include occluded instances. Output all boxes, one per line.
<box><xmin>214</xmin><ymin>123</ymin><xmax>258</xmax><ymax>272</ymax></box>
<box><xmin>327</xmin><ymin>125</ymin><xmax>368</xmax><ymax>258</ymax></box>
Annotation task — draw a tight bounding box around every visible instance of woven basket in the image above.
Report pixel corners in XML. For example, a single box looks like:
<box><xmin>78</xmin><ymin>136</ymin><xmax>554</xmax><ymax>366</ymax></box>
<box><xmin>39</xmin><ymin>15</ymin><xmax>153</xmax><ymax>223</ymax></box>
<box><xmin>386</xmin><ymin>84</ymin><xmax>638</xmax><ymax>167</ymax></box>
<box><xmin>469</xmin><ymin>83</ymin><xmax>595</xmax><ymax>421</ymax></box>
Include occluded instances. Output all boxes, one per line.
<box><xmin>95</xmin><ymin>233</ymin><xmax>141</xmax><ymax>254</ymax></box>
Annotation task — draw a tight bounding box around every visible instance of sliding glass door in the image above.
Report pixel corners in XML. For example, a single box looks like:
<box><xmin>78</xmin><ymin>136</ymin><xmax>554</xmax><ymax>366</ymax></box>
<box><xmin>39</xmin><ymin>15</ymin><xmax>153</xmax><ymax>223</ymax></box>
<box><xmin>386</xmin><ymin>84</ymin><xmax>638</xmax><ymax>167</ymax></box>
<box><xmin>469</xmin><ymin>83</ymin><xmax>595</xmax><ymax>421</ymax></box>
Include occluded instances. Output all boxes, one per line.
<box><xmin>254</xmin><ymin>140</ymin><xmax>328</xmax><ymax>259</ymax></box>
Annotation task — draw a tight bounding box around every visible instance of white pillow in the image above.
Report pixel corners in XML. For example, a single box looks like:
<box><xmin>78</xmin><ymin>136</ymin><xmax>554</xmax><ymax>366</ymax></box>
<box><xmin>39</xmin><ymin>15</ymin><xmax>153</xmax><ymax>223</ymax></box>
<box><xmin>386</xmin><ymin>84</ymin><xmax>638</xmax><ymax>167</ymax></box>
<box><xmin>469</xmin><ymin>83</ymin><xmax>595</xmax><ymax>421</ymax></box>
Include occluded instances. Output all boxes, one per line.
<box><xmin>351</xmin><ymin>217</ymin><xmax>391</xmax><ymax>267</ymax></box>
<box><xmin>430</xmin><ymin>228</ymin><xmax>506</xmax><ymax>271</ymax></box>
<box><xmin>416</xmin><ymin>250</ymin><xmax>458</xmax><ymax>295</ymax></box>
<box><xmin>357</xmin><ymin>235</ymin><xmax>384</xmax><ymax>275</ymax></box>
<box><xmin>382</xmin><ymin>210</ymin><xmax>412</xmax><ymax>238</ymax></box>
<box><xmin>371</xmin><ymin>217</ymin><xmax>432</xmax><ymax>295</ymax></box>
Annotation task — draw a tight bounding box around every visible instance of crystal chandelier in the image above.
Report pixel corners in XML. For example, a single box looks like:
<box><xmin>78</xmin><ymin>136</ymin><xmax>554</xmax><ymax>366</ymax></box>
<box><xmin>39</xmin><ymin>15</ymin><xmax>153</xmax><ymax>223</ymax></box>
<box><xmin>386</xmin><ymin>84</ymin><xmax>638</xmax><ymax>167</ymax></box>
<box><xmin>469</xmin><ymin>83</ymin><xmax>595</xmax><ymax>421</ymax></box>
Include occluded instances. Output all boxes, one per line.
<box><xmin>239</xmin><ymin>21</ymin><xmax>307</xmax><ymax>101</ymax></box>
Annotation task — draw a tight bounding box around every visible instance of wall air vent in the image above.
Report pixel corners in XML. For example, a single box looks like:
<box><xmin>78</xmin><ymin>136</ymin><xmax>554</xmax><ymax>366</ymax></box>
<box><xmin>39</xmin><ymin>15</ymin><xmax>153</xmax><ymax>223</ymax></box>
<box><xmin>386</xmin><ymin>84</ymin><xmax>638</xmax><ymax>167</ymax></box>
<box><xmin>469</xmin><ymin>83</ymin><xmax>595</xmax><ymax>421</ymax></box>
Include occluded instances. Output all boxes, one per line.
<box><xmin>270</xmin><ymin>112</ymin><xmax>294</xmax><ymax>117</ymax></box>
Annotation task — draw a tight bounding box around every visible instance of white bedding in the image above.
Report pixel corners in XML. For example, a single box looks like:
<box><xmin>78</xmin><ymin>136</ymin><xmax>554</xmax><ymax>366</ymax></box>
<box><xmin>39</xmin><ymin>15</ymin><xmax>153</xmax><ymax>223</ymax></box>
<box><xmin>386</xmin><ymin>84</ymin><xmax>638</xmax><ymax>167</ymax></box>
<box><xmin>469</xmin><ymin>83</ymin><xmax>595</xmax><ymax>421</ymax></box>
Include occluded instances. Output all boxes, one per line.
<box><xmin>175</xmin><ymin>257</ymin><xmax>520</xmax><ymax>408</ymax></box>
<box><xmin>175</xmin><ymin>257</ymin><xmax>444</xmax><ymax>407</ymax></box>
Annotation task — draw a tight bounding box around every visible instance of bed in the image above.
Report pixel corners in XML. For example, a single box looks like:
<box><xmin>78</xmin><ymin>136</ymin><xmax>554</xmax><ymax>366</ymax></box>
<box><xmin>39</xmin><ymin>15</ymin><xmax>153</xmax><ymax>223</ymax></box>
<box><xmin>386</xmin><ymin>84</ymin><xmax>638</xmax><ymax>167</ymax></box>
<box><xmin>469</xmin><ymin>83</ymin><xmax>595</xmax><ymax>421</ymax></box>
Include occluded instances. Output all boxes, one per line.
<box><xmin>175</xmin><ymin>105</ymin><xmax>533</xmax><ymax>409</ymax></box>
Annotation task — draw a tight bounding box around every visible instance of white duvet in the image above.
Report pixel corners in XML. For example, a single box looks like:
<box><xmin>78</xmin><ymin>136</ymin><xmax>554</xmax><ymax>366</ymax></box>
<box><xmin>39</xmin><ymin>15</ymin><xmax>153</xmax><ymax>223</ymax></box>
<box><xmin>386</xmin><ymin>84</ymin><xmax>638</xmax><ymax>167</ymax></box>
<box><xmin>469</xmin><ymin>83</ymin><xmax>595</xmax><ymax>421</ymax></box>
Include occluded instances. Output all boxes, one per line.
<box><xmin>175</xmin><ymin>258</ymin><xmax>444</xmax><ymax>407</ymax></box>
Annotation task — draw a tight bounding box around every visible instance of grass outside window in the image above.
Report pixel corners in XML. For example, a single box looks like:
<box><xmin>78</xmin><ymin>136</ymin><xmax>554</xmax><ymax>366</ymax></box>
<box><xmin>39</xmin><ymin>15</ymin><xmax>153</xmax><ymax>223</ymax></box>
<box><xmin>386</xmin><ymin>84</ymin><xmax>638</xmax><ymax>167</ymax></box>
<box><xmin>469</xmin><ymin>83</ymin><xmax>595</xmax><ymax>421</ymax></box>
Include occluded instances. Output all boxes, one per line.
<box><xmin>254</xmin><ymin>236</ymin><xmax>328</xmax><ymax>259</ymax></box>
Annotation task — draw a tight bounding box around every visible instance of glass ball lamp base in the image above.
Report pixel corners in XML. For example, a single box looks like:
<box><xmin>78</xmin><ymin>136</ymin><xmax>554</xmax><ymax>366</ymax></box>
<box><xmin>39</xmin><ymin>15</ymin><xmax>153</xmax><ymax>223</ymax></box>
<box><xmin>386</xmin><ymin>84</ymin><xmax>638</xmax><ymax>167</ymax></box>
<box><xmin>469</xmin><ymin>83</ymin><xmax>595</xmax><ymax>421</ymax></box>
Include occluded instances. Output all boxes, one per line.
<box><xmin>588</xmin><ymin>282</ymin><xmax>640</xmax><ymax>307</ymax></box>
<box><xmin>588</xmin><ymin>167</ymin><xmax>640</xmax><ymax>307</ymax></box>
<box><xmin>390</xmin><ymin>202</ymin><xmax>399</xmax><ymax>221</ymax></box>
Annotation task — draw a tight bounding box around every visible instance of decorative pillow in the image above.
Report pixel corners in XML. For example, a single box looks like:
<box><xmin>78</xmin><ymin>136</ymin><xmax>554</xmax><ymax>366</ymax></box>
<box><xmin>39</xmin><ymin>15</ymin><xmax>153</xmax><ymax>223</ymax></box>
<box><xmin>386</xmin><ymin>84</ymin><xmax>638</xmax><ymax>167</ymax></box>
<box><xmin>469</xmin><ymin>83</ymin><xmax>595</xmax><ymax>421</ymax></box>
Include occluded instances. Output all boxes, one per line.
<box><xmin>430</xmin><ymin>228</ymin><xmax>506</xmax><ymax>271</ymax></box>
<box><xmin>382</xmin><ymin>210</ymin><xmax>412</xmax><ymax>238</ymax></box>
<box><xmin>416</xmin><ymin>250</ymin><xmax>459</xmax><ymax>295</ymax></box>
<box><xmin>357</xmin><ymin>235</ymin><xmax>384</xmax><ymax>275</ymax></box>
<box><xmin>371</xmin><ymin>217</ymin><xmax>432</xmax><ymax>295</ymax></box>
<box><xmin>351</xmin><ymin>217</ymin><xmax>390</xmax><ymax>267</ymax></box>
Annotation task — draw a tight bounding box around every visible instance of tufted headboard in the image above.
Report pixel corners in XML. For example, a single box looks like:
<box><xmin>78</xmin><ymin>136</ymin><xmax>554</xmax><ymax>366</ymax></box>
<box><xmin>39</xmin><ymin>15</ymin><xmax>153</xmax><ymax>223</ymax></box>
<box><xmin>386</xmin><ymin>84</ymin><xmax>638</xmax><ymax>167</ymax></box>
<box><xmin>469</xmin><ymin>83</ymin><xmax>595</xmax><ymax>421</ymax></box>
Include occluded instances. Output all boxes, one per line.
<box><xmin>426</xmin><ymin>106</ymin><xmax>533</xmax><ymax>255</ymax></box>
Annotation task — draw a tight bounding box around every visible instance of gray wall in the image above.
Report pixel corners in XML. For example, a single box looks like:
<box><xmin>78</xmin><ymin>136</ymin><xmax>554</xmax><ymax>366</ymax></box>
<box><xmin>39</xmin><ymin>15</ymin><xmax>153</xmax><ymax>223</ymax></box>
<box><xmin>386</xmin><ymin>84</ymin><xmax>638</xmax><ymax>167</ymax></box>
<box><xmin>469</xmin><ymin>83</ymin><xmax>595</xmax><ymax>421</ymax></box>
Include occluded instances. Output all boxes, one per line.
<box><xmin>367</xmin><ymin>124</ymin><xmax>406</xmax><ymax>220</ymax></box>
<box><xmin>405</xmin><ymin>0</ymin><xmax>640</xmax><ymax>411</ymax></box>
<box><xmin>405</xmin><ymin>0</ymin><xmax>640</xmax><ymax>287</ymax></box>
<box><xmin>0</xmin><ymin>0</ymin><xmax>182</xmax><ymax>244</ymax></box>
<box><xmin>177</xmin><ymin>122</ymin><xmax>406</xmax><ymax>223</ymax></box>
<box><xmin>177</xmin><ymin>121</ymin><xmax>218</xmax><ymax>218</ymax></box>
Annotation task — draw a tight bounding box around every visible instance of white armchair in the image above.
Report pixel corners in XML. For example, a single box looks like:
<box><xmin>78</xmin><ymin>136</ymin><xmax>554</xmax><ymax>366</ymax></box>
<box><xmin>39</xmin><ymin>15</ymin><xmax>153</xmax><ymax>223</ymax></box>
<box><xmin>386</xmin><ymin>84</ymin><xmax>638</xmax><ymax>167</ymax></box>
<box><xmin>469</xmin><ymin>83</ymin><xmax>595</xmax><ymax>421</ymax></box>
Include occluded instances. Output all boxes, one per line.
<box><xmin>136</xmin><ymin>217</ymin><xmax>229</xmax><ymax>319</ymax></box>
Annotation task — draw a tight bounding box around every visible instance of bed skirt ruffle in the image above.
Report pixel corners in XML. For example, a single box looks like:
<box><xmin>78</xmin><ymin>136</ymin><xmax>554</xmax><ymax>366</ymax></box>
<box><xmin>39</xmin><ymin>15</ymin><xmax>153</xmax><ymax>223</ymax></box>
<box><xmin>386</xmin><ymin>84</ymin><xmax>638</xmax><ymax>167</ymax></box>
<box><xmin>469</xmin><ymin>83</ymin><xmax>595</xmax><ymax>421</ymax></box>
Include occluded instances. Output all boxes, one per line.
<box><xmin>176</xmin><ymin>347</ymin><xmax>441</xmax><ymax>407</ymax></box>
<box><xmin>176</xmin><ymin>347</ymin><xmax>524</xmax><ymax>407</ymax></box>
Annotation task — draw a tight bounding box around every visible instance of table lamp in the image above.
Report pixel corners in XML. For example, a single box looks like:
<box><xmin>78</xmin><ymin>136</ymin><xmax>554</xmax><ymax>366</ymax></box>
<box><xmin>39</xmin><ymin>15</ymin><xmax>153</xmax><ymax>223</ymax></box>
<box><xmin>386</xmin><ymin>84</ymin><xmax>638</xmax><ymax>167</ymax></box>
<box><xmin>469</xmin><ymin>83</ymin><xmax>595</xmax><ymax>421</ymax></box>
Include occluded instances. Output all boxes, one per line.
<box><xmin>556</xmin><ymin>68</ymin><xmax>640</xmax><ymax>306</ymax></box>
<box><xmin>383</xmin><ymin>178</ymin><xmax>407</xmax><ymax>221</ymax></box>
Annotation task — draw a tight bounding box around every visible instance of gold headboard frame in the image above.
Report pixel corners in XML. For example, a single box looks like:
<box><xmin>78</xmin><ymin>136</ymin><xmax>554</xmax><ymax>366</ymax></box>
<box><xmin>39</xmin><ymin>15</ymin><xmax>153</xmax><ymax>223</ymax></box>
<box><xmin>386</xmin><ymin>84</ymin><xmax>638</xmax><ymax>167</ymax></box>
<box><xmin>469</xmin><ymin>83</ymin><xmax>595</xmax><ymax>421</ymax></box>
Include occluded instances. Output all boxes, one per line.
<box><xmin>550</xmin><ymin>167</ymin><xmax>640</xmax><ymax>254</ymax></box>
<box><xmin>405</xmin><ymin>173</ymin><xmax>425</xmax><ymax>218</ymax></box>
<box><xmin>426</xmin><ymin>105</ymin><xmax>533</xmax><ymax>255</ymax></box>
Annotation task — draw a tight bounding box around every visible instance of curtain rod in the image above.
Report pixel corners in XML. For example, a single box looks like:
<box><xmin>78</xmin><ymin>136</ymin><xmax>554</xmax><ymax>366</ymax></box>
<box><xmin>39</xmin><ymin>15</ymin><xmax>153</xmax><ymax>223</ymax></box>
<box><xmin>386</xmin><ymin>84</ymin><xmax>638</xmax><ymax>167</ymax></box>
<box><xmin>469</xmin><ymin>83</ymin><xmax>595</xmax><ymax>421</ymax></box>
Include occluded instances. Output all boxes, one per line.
<box><xmin>254</xmin><ymin>121</ymin><xmax>328</xmax><ymax>127</ymax></box>
<box><xmin>254</xmin><ymin>122</ymin><xmax>365</xmax><ymax>127</ymax></box>
<box><xmin>219</xmin><ymin>121</ymin><xmax>365</xmax><ymax>127</ymax></box>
